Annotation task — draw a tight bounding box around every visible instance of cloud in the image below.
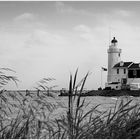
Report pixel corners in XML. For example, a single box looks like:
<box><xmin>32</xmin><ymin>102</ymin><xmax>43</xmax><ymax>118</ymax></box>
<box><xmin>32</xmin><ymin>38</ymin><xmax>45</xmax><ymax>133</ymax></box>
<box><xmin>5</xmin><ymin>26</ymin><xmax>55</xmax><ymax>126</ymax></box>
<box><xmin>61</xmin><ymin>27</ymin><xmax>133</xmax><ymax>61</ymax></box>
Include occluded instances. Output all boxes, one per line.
<box><xmin>55</xmin><ymin>1</ymin><xmax>65</xmax><ymax>13</ymax></box>
<box><xmin>14</xmin><ymin>13</ymin><xmax>36</xmax><ymax>22</ymax></box>
<box><xmin>26</xmin><ymin>29</ymin><xmax>67</xmax><ymax>47</ymax></box>
<box><xmin>55</xmin><ymin>1</ymin><xmax>93</xmax><ymax>16</ymax></box>
<box><xmin>3</xmin><ymin>12</ymin><xmax>47</xmax><ymax>34</ymax></box>
<box><xmin>74</xmin><ymin>24</ymin><xmax>91</xmax><ymax>33</ymax></box>
<box><xmin>74</xmin><ymin>24</ymin><xmax>99</xmax><ymax>44</ymax></box>
<box><xmin>114</xmin><ymin>9</ymin><xmax>134</xmax><ymax>17</ymax></box>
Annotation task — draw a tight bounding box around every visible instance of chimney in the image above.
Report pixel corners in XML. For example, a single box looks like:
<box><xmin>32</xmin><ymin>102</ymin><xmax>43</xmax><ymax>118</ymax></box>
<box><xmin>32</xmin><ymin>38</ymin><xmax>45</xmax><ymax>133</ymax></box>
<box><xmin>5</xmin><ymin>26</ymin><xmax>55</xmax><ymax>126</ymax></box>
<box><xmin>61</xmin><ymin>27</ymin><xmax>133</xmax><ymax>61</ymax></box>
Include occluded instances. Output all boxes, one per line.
<box><xmin>120</xmin><ymin>61</ymin><xmax>124</xmax><ymax>66</ymax></box>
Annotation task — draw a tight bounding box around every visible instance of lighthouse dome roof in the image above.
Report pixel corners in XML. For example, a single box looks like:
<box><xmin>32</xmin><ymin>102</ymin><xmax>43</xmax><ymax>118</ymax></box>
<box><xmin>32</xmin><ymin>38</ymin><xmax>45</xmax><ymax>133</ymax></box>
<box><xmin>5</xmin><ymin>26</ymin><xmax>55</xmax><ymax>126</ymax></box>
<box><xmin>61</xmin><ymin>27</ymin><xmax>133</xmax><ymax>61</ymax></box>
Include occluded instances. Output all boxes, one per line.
<box><xmin>111</xmin><ymin>37</ymin><xmax>118</xmax><ymax>44</ymax></box>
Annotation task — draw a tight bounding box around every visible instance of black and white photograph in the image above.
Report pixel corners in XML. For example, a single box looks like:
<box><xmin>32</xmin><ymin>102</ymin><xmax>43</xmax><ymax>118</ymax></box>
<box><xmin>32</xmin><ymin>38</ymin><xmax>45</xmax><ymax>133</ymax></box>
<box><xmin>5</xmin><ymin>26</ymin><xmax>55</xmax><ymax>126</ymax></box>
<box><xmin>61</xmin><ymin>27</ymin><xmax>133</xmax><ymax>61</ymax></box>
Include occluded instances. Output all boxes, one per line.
<box><xmin>0</xmin><ymin>1</ymin><xmax>140</xmax><ymax>139</ymax></box>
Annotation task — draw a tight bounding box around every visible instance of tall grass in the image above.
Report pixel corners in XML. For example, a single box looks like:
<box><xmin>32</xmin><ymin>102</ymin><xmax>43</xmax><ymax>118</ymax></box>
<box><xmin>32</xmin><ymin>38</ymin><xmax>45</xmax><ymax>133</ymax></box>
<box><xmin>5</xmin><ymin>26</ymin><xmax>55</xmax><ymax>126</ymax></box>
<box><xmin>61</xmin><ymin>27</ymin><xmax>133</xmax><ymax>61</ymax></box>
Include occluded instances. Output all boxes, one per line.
<box><xmin>45</xmin><ymin>69</ymin><xmax>140</xmax><ymax>139</ymax></box>
<box><xmin>0</xmin><ymin>68</ymin><xmax>140</xmax><ymax>138</ymax></box>
<box><xmin>0</xmin><ymin>69</ymin><xmax>61</xmax><ymax>138</ymax></box>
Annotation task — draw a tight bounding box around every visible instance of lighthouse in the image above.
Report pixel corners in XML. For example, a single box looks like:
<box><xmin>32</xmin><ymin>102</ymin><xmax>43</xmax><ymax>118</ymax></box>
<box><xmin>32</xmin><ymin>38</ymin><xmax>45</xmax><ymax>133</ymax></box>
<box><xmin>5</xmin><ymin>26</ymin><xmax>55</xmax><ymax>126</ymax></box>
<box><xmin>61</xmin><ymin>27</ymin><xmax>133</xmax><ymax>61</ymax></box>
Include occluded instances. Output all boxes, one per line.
<box><xmin>105</xmin><ymin>37</ymin><xmax>140</xmax><ymax>90</ymax></box>
<box><xmin>107</xmin><ymin>37</ymin><xmax>121</xmax><ymax>83</ymax></box>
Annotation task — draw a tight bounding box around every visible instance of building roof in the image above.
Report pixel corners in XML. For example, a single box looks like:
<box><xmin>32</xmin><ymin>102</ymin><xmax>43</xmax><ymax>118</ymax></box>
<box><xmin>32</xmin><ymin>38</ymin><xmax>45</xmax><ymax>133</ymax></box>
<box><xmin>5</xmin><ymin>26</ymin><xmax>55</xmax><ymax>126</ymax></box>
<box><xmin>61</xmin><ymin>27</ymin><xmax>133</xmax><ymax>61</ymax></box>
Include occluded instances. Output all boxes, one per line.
<box><xmin>128</xmin><ymin>63</ymin><xmax>140</xmax><ymax>69</ymax></box>
<box><xmin>113</xmin><ymin>62</ymin><xmax>133</xmax><ymax>68</ymax></box>
<box><xmin>108</xmin><ymin>82</ymin><xmax>120</xmax><ymax>84</ymax></box>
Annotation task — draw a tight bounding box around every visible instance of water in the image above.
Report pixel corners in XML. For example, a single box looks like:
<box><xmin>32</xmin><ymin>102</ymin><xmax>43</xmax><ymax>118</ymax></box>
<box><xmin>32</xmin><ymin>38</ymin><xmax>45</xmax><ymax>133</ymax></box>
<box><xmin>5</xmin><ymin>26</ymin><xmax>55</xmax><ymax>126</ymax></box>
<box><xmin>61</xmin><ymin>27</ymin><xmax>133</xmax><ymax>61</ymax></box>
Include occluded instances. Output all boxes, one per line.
<box><xmin>2</xmin><ymin>90</ymin><xmax>140</xmax><ymax>121</ymax></box>
<box><xmin>49</xmin><ymin>95</ymin><xmax>140</xmax><ymax>119</ymax></box>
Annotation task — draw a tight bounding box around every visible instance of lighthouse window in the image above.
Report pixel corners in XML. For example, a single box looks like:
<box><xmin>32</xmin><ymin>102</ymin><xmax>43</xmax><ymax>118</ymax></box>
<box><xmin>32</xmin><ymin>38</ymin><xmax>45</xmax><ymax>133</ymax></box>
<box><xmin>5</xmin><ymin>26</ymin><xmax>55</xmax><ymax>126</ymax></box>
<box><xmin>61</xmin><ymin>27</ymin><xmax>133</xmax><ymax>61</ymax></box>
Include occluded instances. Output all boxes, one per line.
<box><xmin>117</xmin><ymin>69</ymin><xmax>119</xmax><ymax>74</ymax></box>
<box><xmin>124</xmin><ymin>69</ymin><xmax>126</xmax><ymax>74</ymax></box>
<box><xmin>118</xmin><ymin>53</ymin><xmax>120</xmax><ymax>57</ymax></box>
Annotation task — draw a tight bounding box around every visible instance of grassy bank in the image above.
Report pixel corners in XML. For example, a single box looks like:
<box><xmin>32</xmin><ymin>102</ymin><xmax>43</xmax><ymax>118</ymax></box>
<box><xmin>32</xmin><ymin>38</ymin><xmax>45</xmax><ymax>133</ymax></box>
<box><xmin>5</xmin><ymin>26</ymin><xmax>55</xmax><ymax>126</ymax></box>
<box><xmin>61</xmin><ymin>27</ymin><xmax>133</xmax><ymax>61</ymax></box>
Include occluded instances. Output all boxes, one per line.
<box><xmin>0</xmin><ymin>69</ymin><xmax>140</xmax><ymax>138</ymax></box>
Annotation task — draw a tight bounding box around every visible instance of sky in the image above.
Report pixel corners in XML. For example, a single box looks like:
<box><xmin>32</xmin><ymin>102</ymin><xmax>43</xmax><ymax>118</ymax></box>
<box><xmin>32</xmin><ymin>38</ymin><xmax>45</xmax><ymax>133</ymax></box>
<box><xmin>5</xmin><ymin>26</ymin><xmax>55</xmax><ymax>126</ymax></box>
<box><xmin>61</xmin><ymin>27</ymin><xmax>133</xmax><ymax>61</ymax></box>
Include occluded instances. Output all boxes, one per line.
<box><xmin>1</xmin><ymin>1</ymin><xmax>140</xmax><ymax>90</ymax></box>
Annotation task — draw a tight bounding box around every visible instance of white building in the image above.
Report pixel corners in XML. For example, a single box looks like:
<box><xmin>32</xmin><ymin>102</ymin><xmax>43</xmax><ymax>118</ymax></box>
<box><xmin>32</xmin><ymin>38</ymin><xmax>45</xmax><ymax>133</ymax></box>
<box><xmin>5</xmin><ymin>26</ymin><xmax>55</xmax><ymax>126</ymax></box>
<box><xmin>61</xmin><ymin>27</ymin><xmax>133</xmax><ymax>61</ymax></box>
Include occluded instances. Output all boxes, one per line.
<box><xmin>105</xmin><ymin>37</ymin><xmax>140</xmax><ymax>90</ymax></box>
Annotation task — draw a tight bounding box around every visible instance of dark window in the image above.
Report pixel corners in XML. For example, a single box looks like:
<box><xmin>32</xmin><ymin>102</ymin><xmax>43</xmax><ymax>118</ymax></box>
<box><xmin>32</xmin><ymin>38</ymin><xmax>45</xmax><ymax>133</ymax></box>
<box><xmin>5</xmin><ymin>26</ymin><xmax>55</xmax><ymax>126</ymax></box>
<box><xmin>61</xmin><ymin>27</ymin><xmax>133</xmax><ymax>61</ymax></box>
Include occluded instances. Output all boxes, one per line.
<box><xmin>128</xmin><ymin>70</ymin><xmax>134</xmax><ymax>78</ymax></box>
<box><xmin>117</xmin><ymin>69</ymin><xmax>119</xmax><ymax>74</ymax></box>
<box><xmin>133</xmin><ymin>70</ymin><xmax>137</xmax><ymax>77</ymax></box>
<box><xmin>118</xmin><ymin>53</ymin><xmax>120</xmax><ymax>57</ymax></box>
<box><xmin>128</xmin><ymin>70</ymin><xmax>140</xmax><ymax>78</ymax></box>
<box><xmin>124</xmin><ymin>69</ymin><xmax>126</xmax><ymax>74</ymax></box>
<box><xmin>137</xmin><ymin>70</ymin><xmax>140</xmax><ymax>78</ymax></box>
<box><xmin>122</xmin><ymin>78</ymin><xmax>127</xmax><ymax>85</ymax></box>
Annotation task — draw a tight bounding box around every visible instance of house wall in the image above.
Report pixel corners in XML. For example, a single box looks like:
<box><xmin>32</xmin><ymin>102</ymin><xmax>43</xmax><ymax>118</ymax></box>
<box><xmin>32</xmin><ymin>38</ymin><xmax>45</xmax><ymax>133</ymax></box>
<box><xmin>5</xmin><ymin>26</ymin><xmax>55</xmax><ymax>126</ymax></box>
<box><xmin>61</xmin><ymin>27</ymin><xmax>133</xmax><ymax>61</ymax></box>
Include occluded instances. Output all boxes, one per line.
<box><xmin>105</xmin><ymin>68</ymin><xmax>128</xmax><ymax>90</ymax></box>
<box><xmin>105</xmin><ymin>83</ymin><xmax>121</xmax><ymax>90</ymax></box>
<box><xmin>127</xmin><ymin>78</ymin><xmax>140</xmax><ymax>84</ymax></box>
<box><xmin>111</xmin><ymin>68</ymin><xmax>128</xmax><ymax>83</ymax></box>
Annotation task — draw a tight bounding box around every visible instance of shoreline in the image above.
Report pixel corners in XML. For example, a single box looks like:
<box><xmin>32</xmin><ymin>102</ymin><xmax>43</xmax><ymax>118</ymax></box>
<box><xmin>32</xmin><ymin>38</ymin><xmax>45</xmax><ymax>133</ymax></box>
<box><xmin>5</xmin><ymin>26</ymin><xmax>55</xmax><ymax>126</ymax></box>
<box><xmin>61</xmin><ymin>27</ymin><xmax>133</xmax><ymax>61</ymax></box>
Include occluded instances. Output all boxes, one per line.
<box><xmin>59</xmin><ymin>90</ymin><xmax>140</xmax><ymax>97</ymax></box>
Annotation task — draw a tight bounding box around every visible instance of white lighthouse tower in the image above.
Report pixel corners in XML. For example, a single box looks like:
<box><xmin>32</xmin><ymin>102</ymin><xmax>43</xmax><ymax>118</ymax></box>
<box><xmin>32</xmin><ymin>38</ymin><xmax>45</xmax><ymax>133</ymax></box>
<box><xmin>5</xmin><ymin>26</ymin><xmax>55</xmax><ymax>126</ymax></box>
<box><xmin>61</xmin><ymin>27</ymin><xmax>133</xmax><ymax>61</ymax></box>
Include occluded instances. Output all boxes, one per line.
<box><xmin>107</xmin><ymin>37</ymin><xmax>121</xmax><ymax>83</ymax></box>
